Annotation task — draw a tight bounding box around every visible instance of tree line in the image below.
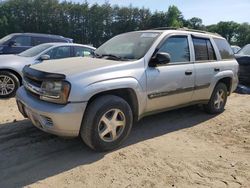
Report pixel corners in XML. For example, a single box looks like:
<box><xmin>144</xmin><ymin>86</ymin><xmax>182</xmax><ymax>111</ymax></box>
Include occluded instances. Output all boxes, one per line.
<box><xmin>0</xmin><ymin>0</ymin><xmax>249</xmax><ymax>47</ymax></box>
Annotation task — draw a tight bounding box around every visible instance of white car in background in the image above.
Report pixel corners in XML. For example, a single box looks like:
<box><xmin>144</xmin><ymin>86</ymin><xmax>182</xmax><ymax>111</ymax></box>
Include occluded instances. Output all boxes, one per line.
<box><xmin>231</xmin><ymin>45</ymin><xmax>241</xmax><ymax>54</ymax></box>
<box><xmin>0</xmin><ymin>43</ymin><xmax>95</xmax><ymax>98</ymax></box>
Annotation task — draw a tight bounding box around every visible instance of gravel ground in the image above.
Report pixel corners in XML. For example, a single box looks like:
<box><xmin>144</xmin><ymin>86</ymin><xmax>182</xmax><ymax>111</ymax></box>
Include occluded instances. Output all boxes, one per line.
<box><xmin>0</xmin><ymin>93</ymin><xmax>250</xmax><ymax>188</ymax></box>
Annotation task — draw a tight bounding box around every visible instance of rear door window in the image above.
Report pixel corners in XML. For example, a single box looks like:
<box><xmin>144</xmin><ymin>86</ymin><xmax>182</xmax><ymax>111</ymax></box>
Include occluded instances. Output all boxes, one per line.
<box><xmin>192</xmin><ymin>37</ymin><xmax>216</xmax><ymax>61</ymax></box>
<box><xmin>13</xmin><ymin>36</ymin><xmax>32</xmax><ymax>46</ymax></box>
<box><xmin>213</xmin><ymin>38</ymin><xmax>234</xmax><ymax>59</ymax></box>
<box><xmin>73</xmin><ymin>46</ymin><xmax>93</xmax><ymax>57</ymax></box>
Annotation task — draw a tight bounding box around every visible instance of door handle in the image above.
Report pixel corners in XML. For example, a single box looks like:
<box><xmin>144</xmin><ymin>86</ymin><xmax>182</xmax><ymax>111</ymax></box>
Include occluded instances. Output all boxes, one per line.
<box><xmin>214</xmin><ymin>68</ymin><xmax>220</xmax><ymax>72</ymax></box>
<box><xmin>185</xmin><ymin>70</ymin><xmax>193</xmax><ymax>76</ymax></box>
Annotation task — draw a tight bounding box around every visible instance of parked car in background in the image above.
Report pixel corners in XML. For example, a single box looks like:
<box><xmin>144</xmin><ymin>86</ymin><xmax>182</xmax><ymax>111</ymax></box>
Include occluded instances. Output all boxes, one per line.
<box><xmin>235</xmin><ymin>44</ymin><xmax>250</xmax><ymax>86</ymax></box>
<box><xmin>16</xmin><ymin>28</ymin><xmax>238</xmax><ymax>151</ymax></box>
<box><xmin>231</xmin><ymin>45</ymin><xmax>241</xmax><ymax>54</ymax></box>
<box><xmin>0</xmin><ymin>33</ymin><xmax>73</xmax><ymax>55</ymax></box>
<box><xmin>0</xmin><ymin>43</ymin><xmax>95</xmax><ymax>98</ymax></box>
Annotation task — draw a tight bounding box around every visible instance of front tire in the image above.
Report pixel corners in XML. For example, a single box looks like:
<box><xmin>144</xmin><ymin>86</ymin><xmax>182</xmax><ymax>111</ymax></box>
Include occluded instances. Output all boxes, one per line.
<box><xmin>204</xmin><ymin>82</ymin><xmax>228</xmax><ymax>114</ymax></box>
<box><xmin>80</xmin><ymin>95</ymin><xmax>133</xmax><ymax>152</ymax></box>
<box><xmin>0</xmin><ymin>71</ymin><xmax>20</xmax><ymax>99</ymax></box>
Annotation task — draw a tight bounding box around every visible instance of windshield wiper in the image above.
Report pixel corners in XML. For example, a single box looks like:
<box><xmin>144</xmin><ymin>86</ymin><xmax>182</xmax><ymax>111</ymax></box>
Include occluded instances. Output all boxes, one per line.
<box><xmin>93</xmin><ymin>52</ymin><xmax>102</xmax><ymax>58</ymax></box>
<box><xmin>94</xmin><ymin>53</ymin><xmax>123</xmax><ymax>60</ymax></box>
<box><xmin>101</xmin><ymin>54</ymin><xmax>122</xmax><ymax>60</ymax></box>
<box><xmin>94</xmin><ymin>52</ymin><xmax>133</xmax><ymax>61</ymax></box>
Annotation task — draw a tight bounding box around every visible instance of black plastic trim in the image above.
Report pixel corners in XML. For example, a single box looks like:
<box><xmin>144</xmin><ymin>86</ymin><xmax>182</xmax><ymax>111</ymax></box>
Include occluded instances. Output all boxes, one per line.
<box><xmin>148</xmin><ymin>83</ymin><xmax>210</xmax><ymax>99</ymax></box>
<box><xmin>23</xmin><ymin>65</ymin><xmax>66</xmax><ymax>81</ymax></box>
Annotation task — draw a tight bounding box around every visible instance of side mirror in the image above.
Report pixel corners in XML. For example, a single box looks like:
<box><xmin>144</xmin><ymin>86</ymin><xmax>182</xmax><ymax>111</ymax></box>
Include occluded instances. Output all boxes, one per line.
<box><xmin>8</xmin><ymin>41</ymin><xmax>16</xmax><ymax>47</ymax></box>
<box><xmin>39</xmin><ymin>54</ymin><xmax>50</xmax><ymax>61</ymax></box>
<box><xmin>149</xmin><ymin>52</ymin><xmax>171</xmax><ymax>67</ymax></box>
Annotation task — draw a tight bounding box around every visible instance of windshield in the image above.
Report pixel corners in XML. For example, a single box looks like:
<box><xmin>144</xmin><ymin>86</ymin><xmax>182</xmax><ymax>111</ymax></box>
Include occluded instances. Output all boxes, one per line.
<box><xmin>95</xmin><ymin>32</ymin><xmax>160</xmax><ymax>60</ymax></box>
<box><xmin>0</xmin><ymin>34</ymin><xmax>12</xmax><ymax>44</ymax></box>
<box><xmin>237</xmin><ymin>44</ymin><xmax>250</xmax><ymax>56</ymax></box>
<box><xmin>19</xmin><ymin>44</ymin><xmax>54</xmax><ymax>57</ymax></box>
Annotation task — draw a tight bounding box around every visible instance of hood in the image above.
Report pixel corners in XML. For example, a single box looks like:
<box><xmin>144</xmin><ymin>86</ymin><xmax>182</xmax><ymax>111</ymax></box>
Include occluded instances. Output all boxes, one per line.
<box><xmin>31</xmin><ymin>57</ymin><xmax>132</xmax><ymax>77</ymax></box>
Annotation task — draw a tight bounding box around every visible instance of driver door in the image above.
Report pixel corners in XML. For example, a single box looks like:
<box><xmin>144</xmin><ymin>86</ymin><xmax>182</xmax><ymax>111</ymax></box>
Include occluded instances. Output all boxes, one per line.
<box><xmin>7</xmin><ymin>36</ymin><xmax>32</xmax><ymax>54</ymax></box>
<box><xmin>146</xmin><ymin>35</ymin><xmax>195</xmax><ymax>113</ymax></box>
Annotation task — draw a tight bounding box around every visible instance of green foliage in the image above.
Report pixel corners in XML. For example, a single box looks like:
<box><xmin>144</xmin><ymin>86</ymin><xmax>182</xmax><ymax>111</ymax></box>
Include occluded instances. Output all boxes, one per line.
<box><xmin>166</xmin><ymin>5</ymin><xmax>183</xmax><ymax>28</ymax></box>
<box><xmin>0</xmin><ymin>0</ymin><xmax>249</xmax><ymax>47</ymax></box>
<box><xmin>185</xmin><ymin>17</ymin><xmax>205</xmax><ymax>30</ymax></box>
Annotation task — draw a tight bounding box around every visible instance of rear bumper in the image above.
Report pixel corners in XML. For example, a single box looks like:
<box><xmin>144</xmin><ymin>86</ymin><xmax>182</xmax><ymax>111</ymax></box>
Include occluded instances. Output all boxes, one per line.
<box><xmin>16</xmin><ymin>86</ymin><xmax>87</xmax><ymax>137</ymax></box>
<box><xmin>231</xmin><ymin>76</ymin><xmax>239</xmax><ymax>93</ymax></box>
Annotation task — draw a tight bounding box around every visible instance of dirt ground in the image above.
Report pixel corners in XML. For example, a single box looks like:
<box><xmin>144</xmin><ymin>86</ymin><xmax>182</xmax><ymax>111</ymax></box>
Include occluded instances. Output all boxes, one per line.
<box><xmin>0</xmin><ymin>93</ymin><xmax>249</xmax><ymax>188</ymax></box>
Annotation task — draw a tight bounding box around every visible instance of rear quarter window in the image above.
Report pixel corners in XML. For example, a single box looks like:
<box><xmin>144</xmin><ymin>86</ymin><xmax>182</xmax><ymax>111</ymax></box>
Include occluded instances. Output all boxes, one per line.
<box><xmin>213</xmin><ymin>38</ymin><xmax>234</xmax><ymax>60</ymax></box>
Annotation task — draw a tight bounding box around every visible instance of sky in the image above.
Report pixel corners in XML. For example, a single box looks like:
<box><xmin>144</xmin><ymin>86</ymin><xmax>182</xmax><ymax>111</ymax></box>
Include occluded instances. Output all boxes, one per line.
<box><xmin>70</xmin><ymin>0</ymin><xmax>250</xmax><ymax>25</ymax></box>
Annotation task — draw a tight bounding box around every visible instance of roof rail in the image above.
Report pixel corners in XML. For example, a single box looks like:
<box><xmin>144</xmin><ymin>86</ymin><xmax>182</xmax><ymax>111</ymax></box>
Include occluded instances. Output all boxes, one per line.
<box><xmin>151</xmin><ymin>27</ymin><xmax>221</xmax><ymax>36</ymax></box>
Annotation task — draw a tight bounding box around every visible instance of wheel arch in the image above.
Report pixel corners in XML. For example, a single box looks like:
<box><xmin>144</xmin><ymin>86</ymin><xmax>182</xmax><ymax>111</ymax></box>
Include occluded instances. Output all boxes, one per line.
<box><xmin>216</xmin><ymin>77</ymin><xmax>233</xmax><ymax>95</ymax></box>
<box><xmin>0</xmin><ymin>68</ymin><xmax>22</xmax><ymax>85</ymax></box>
<box><xmin>86</xmin><ymin>88</ymin><xmax>140</xmax><ymax>122</ymax></box>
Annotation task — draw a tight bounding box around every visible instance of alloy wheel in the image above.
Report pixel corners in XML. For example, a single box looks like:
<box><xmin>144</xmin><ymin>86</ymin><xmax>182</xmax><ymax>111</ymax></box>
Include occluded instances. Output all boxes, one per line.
<box><xmin>0</xmin><ymin>75</ymin><xmax>15</xmax><ymax>96</ymax></box>
<box><xmin>98</xmin><ymin>108</ymin><xmax>126</xmax><ymax>142</ymax></box>
<box><xmin>214</xmin><ymin>89</ymin><xmax>225</xmax><ymax>109</ymax></box>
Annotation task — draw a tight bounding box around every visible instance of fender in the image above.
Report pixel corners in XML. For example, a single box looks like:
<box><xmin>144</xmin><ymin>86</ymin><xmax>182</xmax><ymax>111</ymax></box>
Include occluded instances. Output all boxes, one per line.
<box><xmin>209</xmin><ymin>70</ymin><xmax>234</xmax><ymax>97</ymax></box>
<box><xmin>68</xmin><ymin>77</ymin><xmax>147</xmax><ymax>117</ymax></box>
<box><xmin>0</xmin><ymin>66</ymin><xmax>23</xmax><ymax>83</ymax></box>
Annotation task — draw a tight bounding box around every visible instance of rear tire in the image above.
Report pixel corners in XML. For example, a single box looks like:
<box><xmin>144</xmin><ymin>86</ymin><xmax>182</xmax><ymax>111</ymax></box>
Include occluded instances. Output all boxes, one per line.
<box><xmin>0</xmin><ymin>71</ymin><xmax>20</xmax><ymax>99</ymax></box>
<box><xmin>204</xmin><ymin>82</ymin><xmax>228</xmax><ymax>114</ymax></box>
<box><xmin>80</xmin><ymin>95</ymin><xmax>133</xmax><ymax>152</ymax></box>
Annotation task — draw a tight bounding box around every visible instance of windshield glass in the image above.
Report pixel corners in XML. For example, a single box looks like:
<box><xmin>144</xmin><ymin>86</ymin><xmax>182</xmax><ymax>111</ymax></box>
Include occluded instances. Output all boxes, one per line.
<box><xmin>0</xmin><ymin>35</ymin><xmax>12</xmax><ymax>44</ymax></box>
<box><xmin>95</xmin><ymin>32</ymin><xmax>160</xmax><ymax>60</ymax></box>
<box><xmin>19</xmin><ymin>44</ymin><xmax>54</xmax><ymax>57</ymax></box>
<box><xmin>237</xmin><ymin>44</ymin><xmax>250</xmax><ymax>56</ymax></box>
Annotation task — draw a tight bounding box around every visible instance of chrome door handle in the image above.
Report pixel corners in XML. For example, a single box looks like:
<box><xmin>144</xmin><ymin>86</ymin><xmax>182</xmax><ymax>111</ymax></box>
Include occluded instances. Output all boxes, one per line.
<box><xmin>185</xmin><ymin>70</ymin><xmax>193</xmax><ymax>75</ymax></box>
<box><xmin>214</xmin><ymin>68</ymin><xmax>220</xmax><ymax>72</ymax></box>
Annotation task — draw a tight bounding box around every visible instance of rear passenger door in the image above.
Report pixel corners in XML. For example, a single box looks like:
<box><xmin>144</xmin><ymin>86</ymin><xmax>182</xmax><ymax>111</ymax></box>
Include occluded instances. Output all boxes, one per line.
<box><xmin>191</xmin><ymin>36</ymin><xmax>218</xmax><ymax>101</ymax></box>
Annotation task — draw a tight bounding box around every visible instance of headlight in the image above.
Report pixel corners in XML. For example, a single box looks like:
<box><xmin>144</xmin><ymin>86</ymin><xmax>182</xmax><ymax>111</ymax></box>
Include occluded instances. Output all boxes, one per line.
<box><xmin>40</xmin><ymin>81</ymin><xmax>71</xmax><ymax>104</ymax></box>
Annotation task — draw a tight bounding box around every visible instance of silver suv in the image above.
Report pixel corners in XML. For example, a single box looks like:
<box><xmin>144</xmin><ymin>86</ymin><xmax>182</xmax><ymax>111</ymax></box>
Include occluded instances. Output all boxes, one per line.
<box><xmin>16</xmin><ymin>28</ymin><xmax>239</xmax><ymax>151</ymax></box>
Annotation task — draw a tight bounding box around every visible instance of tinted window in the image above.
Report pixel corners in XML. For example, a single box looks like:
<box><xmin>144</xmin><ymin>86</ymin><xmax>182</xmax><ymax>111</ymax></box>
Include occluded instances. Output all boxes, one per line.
<box><xmin>159</xmin><ymin>36</ymin><xmax>190</xmax><ymax>63</ymax></box>
<box><xmin>213</xmin><ymin>38</ymin><xmax>234</xmax><ymax>59</ymax></box>
<box><xmin>46</xmin><ymin>46</ymin><xmax>71</xmax><ymax>59</ymax></box>
<box><xmin>14</xmin><ymin>36</ymin><xmax>31</xmax><ymax>46</ymax></box>
<box><xmin>206</xmin><ymin>40</ymin><xmax>216</xmax><ymax>60</ymax></box>
<box><xmin>74</xmin><ymin>46</ymin><xmax>93</xmax><ymax>57</ymax></box>
<box><xmin>193</xmin><ymin>37</ymin><xmax>216</xmax><ymax>61</ymax></box>
<box><xmin>32</xmin><ymin>37</ymin><xmax>51</xmax><ymax>46</ymax></box>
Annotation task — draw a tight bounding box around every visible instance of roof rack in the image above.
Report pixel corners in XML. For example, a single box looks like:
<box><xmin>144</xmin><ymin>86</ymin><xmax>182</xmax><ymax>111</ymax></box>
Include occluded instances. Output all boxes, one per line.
<box><xmin>151</xmin><ymin>27</ymin><xmax>221</xmax><ymax>36</ymax></box>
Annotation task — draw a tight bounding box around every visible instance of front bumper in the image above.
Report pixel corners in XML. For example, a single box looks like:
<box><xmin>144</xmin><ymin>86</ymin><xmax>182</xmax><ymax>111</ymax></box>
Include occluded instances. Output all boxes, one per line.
<box><xmin>16</xmin><ymin>86</ymin><xmax>87</xmax><ymax>137</ymax></box>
